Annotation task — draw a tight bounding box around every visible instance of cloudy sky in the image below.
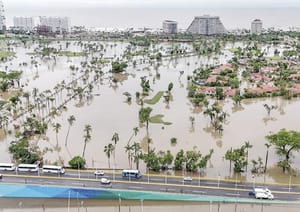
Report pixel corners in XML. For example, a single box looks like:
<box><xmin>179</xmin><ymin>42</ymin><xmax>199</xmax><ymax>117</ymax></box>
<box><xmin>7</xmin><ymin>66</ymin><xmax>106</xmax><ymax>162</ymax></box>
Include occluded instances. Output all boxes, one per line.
<box><xmin>3</xmin><ymin>0</ymin><xmax>300</xmax><ymax>29</ymax></box>
<box><xmin>3</xmin><ymin>0</ymin><xmax>300</xmax><ymax>8</ymax></box>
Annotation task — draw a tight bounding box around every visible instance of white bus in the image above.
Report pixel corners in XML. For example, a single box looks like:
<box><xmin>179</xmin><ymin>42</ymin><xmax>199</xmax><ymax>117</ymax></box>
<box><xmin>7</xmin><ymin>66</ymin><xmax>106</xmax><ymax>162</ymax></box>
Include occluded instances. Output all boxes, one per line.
<box><xmin>17</xmin><ymin>164</ymin><xmax>39</xmax><ymax>172</ymax></box>
<box><xmin>122</xmin><ymin>169</ymin><xmax>141</xmax><ymax>179</ymax></box>
<box><xmin>42</xmin><ymin>165</ymin><xmax>65</xmax><ymax>175</ymax></box>
<box><xmin>0</xmin><ymin>163</ymin><xmax>16</xmax><ymax>171</ymax></box>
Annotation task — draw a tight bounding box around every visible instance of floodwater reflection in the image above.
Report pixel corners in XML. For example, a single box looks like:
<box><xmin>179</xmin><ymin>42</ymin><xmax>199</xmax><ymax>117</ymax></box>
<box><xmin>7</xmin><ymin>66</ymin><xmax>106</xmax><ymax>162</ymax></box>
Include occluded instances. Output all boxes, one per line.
<box><xmin>0</xmin><ymin>41</ymin><xmax>300</xmax><ymax>184</ymax></box>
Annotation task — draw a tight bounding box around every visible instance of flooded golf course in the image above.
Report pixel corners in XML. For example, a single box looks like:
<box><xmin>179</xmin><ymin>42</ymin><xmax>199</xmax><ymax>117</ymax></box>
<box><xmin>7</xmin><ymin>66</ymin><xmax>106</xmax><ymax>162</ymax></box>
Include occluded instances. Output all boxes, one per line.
<box><xmin>0</xmin><ymin>39</ymin><xmax>300</xmax><ymax>185</ymax></box>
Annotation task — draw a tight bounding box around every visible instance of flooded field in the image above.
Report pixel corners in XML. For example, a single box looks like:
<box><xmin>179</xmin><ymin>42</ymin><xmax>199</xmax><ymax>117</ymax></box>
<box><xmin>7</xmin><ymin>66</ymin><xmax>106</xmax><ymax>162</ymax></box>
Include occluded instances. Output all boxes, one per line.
<box><xmin>0</xmin><ymin>39</ymin><xmax>300</xmax><ymax>184</ymax></box>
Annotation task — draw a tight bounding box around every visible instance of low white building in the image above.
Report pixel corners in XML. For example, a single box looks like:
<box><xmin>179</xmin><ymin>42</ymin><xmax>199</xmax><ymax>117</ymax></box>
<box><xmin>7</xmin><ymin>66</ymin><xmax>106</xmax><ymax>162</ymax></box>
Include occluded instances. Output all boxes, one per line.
<box><xmin>251</xmin><ymin>19</ymin><xmax>263</xmax><ymax>34</ymax></box>
<box><xmin>13</xmin><ymin>17</ymin><xmax>34</xmax><ymax>31</ymax></box>
<box><xmin>162</xmin><ymin>20</ymin><xmax>178</xmax><ymax>34</ymax></box>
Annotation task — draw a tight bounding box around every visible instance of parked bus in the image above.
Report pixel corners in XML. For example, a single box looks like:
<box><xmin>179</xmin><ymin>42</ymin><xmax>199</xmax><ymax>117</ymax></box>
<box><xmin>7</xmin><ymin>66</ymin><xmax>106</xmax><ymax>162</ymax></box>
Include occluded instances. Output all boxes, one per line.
<box><xmin>17</xmin><ymin>164</ymin><xmax>39</xmax><ymax>172</ymax></box>
<box><xmin>42</xmin><ymin>165</ymin><xmax>65</xmax><ymax>175</ymax></box>
<box><xmin>122</xmin><ymin>169</ymin><xmax>141</xmax><ymax>178</ymax></box>
<box><xmin>0</xmin><ymin>163</ymin><xmax>16</xmax><ymax>171</ymax></box>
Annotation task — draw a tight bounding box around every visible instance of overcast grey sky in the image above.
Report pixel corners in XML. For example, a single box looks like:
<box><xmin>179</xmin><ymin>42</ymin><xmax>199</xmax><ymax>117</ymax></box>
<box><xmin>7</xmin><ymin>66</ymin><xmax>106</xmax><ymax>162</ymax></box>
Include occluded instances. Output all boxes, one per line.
<box><xmin>4</xmin><ymin>0</ymin><xmax>300</xmax><ymax>8</ymax></box>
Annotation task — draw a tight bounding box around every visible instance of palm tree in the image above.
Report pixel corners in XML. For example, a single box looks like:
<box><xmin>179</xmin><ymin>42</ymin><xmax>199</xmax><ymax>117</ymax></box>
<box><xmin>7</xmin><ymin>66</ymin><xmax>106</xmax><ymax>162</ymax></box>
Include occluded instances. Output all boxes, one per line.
<box><xmin>65</xmin><ymin>115</ymin><xmax>76</xmax><ymax>146</ymax></box>
<box><xmin>132</xmin><ymin>142</ymin><xmax>142</xmax><ymax>170</ymax></box>
<box><xmin>82</xmin><ymin>124</ymin><xmax>92</xmax><ymax>158</ymax></box>
<box><xmin>124</xmin><ymin>143</ymin><xmax>133</xmax><ymax>168</ymax></box>
<box><xmin>264</xmin><ymin>143</ymin><xmax>271</xmax><ymax>173</ymax></box>
<box><xmin>111</xmin><ymin>132</ymin><xmax>119</xmax><ymax>166</ymax></box>
<box><xmin>52</xmin><ymin>122</ymin><xmax>61</xmax><ymax>146</ymax></box>
<box><xmin>127</xmin><ymin>127</ymin><xmax>139</xmax><ymax>145</ymax></box>
<box><xmin>244</xmin><ymin>141</ymin><xmax>253</xmax><ymax>172</ymax></box>
<box><xmin>139</xmin><ymin>107</ymin><xmax>152</xmax><ymax>156</ymax></box>
<box><xmin>104</xmin><ymin>143</ymin><xmax>114</xmax><ymax>168</ymax></box>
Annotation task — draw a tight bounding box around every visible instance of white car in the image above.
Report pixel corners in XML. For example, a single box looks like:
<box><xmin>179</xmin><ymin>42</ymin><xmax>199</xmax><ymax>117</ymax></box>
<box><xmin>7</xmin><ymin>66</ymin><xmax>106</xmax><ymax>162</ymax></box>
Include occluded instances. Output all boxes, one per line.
<box><xmin>183</xmin><ymin>176</ymin><xmax>193</xmax><ymax>181</ymax></box>
<box><xmin>255</xmin><ymin>191</ymin><xmax>274</xmax><ymax>200</ymax></box>
<box><xmin>94</xmin><ymin>170</ymin><xmax>104</xmax><ymax>176</ymax></box>
<box><xmin>100</xmin><ymin>178</ymin><xmax>111</xmax><ymax>184</ymax></box>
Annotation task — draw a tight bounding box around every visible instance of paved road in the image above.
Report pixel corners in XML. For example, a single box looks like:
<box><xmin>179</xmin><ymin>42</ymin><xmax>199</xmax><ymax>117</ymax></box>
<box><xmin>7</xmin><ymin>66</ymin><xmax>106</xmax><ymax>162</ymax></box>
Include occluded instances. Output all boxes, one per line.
<box><xmin>1</xmin><ymin>169</ymin><xmax>300</xmax><ymax>201</ymax></box>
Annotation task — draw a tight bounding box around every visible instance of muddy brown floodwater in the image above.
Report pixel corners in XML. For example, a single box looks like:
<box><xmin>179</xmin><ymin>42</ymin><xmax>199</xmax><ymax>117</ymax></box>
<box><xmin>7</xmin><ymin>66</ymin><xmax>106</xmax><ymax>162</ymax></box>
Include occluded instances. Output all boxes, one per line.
<box><xmin>0</xmin><ymin>41</ymin><xmax>300</xmax><ymax>184</ymax></box>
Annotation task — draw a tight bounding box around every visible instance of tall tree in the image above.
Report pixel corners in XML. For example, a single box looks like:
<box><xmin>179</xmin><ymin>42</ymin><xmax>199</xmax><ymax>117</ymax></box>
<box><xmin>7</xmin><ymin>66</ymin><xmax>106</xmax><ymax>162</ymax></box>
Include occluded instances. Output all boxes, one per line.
<box><xmin>124</xmin><ymin>143</ymin><xmax>133</xmax><ymax>168</ymax></box>
<box><xmin>127</xmin><ymin>127</ymin><xmax>139</xmax><ymax>145</ymax></box>
<box><xmin>104</xmin><ymin>143</ymin><xmax>114</xmax><ymax>168</ymax></box>
<box><xmin>111</xmin><ymin>132</ymin><xmax>119</xmax><ymax>166</ymax></box>
<box><xmin>266</xmin><ymin>129</ymin><xmax>300</xmax><ymax>172</ymax></box>
<box><xmin>225</xmin><ymin>145</ymin><xmax>247</xmax><ymax>173</ymax></box>
<box><xmin>139</xmin><ymin>107</ymin><xmax>152</xmax><ymax>156</ymax></box>
<box><xmin>264</xmin><ymin>143</ymin><xmax>271</xmax><ymax>173</ymax></box>
<box><xmin>52</xmin><ymin>122</ymin><xmax>61</xmax><ymax>146</ymax></box>
<box><xmin>82</xmin><ymin>124</ymin><xmax>92</xmax><ymax>158</ymax></box>
<box><xmin>132</xmin><ymin>142</ymin><xmax>142</xmax><ymax>170</ymax></box>
<box><xmin>244</xmin><ymin>141</ymin><xmax>253</xmax><ymax>172</ymax></box>
<box><xmin>65</xmin><ymin>115</ymin><xmax>76</xmax><ymax>146</ymax></box>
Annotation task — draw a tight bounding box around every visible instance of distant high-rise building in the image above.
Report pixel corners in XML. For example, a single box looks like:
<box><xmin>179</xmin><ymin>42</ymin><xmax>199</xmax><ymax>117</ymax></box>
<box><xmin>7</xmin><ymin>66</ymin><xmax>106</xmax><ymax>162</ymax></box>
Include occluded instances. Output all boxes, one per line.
<box><xmin>251</xmin><ymin>19</ymin><xmax>263</xmax><ymax>34</ymax></box>
<box><xmin>13</xmin><ymin>17</ymin><xmax>34</xmax><ymax>31</ymax></box>
<box><xmin>39</xmin><ymin>16</ymin><xmax>70</xmax><ymax>33</ymax></box>
<box><xmin>187</xmin><ymin>15</ymin><xmax>225</xmax><ymax>35</ymax></box>
<box><xmin>0</xmin><ymin>0</ymin><xmax>6</xmax><ymax>33</ymax></box>
<box><xmin>162</xmin><ymin>20</ymin><xmax>178</xmax><ymax>34</ymax></box>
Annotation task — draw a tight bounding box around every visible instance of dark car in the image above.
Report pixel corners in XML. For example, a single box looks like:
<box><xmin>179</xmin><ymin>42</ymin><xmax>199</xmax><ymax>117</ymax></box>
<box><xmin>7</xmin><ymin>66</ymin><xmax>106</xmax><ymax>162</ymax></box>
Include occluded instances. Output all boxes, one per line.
<box><xmin>0</xmin><ymin>174</ymin><xmax>2</xmax><ymax>179</ymax></box>
<box><xmin>248</xmin><ymin>191</ymin><xmax>255</xmax><ymax>196</ymax></box>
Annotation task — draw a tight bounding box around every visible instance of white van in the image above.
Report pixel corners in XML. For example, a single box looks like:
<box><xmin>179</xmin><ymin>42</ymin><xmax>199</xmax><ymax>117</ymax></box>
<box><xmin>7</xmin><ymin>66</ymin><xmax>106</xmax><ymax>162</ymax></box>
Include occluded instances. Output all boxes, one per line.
<box><xmin>0</xmin><ymin>163</ymin><xmax>16</xmax><ymax>171</ymax></box>
<box><xmin>42</xmin><ymin>165</ymin><xmax>65</xmax><ymax>175</ymax></box>
<box><xmin>253</xmin><ymin>188</ymin><xmax>274</xmax><ymax>200</ymax></box>
<box><xmin>18</xmin><ymin>164</ymin><xmax>39</xmax><ymax>172</ymax></box>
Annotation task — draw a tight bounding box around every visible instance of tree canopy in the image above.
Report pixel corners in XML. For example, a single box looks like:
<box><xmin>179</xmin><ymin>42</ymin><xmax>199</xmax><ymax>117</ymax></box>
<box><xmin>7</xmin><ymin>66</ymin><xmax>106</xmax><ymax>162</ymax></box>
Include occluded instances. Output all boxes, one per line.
<box><xmin>266</xmin><ymin>129</ymin><xmax>300</xmax><ymax>172</ymax></box>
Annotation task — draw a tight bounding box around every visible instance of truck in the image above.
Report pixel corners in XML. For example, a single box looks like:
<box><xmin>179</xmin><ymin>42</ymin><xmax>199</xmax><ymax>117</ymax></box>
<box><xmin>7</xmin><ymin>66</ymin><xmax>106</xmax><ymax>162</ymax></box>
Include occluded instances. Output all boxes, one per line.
<box><xmin>249</xmin><ymin>188</ymin><xmax>274</xmax><ymax>200</ymax></box>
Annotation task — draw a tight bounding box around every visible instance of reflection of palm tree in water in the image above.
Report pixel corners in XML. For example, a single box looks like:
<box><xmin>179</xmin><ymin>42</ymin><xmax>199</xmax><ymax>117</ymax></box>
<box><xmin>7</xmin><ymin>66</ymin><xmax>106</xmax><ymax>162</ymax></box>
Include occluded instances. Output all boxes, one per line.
<box><xmin>263</xmin><ymin>104</ymin><xmax>277</xmax><ymax>116</ymax></box>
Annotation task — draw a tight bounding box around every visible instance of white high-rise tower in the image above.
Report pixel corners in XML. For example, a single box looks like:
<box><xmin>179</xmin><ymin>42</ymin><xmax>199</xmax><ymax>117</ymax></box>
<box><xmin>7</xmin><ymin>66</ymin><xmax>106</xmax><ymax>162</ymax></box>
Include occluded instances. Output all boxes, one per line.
<box><xmin>0</xmin><ymin>0</ymin><xmax>5</xmax><ymax>33</ymax></box>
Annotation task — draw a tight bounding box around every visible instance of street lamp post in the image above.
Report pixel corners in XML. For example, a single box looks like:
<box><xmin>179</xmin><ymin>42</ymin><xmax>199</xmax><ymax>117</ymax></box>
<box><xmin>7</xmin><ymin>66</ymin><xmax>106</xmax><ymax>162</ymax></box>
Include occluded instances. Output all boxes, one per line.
<box><xmin>165</xmin><ymin>174</ymin><xmax>167</xmax><ymax>184</ymax></box>
<box><xmin>147</xmin><ymin>167</ymin><xmax>150</xmax><ymax>184</ymax></box>
<box><xmin>217</xmin><ymin>174</ymin><xmax>220</xmax><ymax>188</ymax></box>
<box><xmin>113</xmin><ymin>165</ymin><xmax>115</xmax><ymax>182</ymax></box>
<box><xmin>67</xmin><ymin>190</ymin><xmax>71</xmax><ymax>212</ymax></box>
<box><xmin>198</xmin><ymin>170</ymin><xmax>201</xmax><ymax>186</ymax></box>
<box><xmin>118</xmin><ymin>194</ymin><xmax>121</xmax><ymax>212</ymax></box>
<box><xmin>140</xmin><ymin>199</ymin><xmax>144</xmax><ymax>212</ymax></box>
<box><xmin>252</xmin><ymin>175</ymin><xmax>256</xmax><ymax>188</ymax></box>
<box><xmin>77</xmin><ymin>163</ymin><xmax>80</xmax><ymax>179</ymax></box>
<box><xmin>235</xmin><ymin>174</ymin><xmax>238</xmax><ymax>190</ymax></box>
<box><xmin>288</xmin><ymin>175</ymin><xmax>292</xmax><ymax>192</ymax></box>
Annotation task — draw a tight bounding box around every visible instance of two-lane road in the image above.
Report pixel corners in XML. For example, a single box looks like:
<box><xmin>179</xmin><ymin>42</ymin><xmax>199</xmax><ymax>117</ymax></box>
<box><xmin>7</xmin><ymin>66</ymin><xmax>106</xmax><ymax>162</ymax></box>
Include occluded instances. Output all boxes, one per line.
<box><xmin>1</xmin><ymin>169</ymin><xmax>300</xmax><ymax>201</ymax></box>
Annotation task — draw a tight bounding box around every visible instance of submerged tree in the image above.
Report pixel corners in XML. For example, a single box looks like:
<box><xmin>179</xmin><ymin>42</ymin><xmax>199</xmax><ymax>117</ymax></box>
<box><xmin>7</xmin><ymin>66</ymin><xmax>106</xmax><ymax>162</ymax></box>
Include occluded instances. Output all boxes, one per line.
<box><xmin>69</xmin><ymin>156</ymin><xmax>86</xmax><ymax>169</ymax></box>
<box><xmin>9</xmin><ymin>137</ymin><xmax>42</xmax><ymax>164</ymax></box>
<box><xmin>139</xmin><ymin>107</ymin><xmax>152</xmax><ymax>156</ymax></box>
<box><xmin>104</xmin><ymin>143</ymin><xmax>114</xmax><ymax>168</ymax></box>
<box><xmin>225</xmin><ymin>145</ymin><xmax>247</xmax><ymax>173</ymax></box>
<box><xmin>266</xmin><ymin>129</ymin><xmax>300</xmax><ymax>173</ymax></box>
<box><xmin>65</xmin><ymin>115</ymin><xmax>76</xmax><ymax>146</ymax></box>
<box><xmin>82</xmin><ymin>124</ymin><xmax>92</xmax><ymax>158</ymax></box>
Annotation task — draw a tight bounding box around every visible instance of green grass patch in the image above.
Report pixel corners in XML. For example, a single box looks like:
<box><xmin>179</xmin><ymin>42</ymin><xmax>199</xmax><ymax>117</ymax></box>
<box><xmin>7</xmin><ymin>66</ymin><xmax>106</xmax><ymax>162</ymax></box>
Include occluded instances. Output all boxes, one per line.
<box><xmin>92</xmin><ymin>59</ymin><xmax>110</xmax><ymax>64</ymax></box>
<box><xmin>144</xmin><ymin>91</ymin><xmax>164</xmax><ymax>105</ymax></box>
<box><xmin>229</xmin><ymin>48</ymin><xmax>238</xmax><ymax>53</ymax></box>
<box><xmin>0</xmin><ymin>51</ymin><xmax>15</xmax><ymax>58</ymax></box>
<box><xmin>150</xmin><ymin>114</ymin><xmax>172</xmax><ymax>125</ymax></box>
<box><xmin>59</xmin><ymin>51</ymin><xmax>86</xmax><ymax>57</ymax></box>
<box><xmin>268</xmin><ymin>55</ymin><xmax>283</xmax><ymax>60</ymax></box>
